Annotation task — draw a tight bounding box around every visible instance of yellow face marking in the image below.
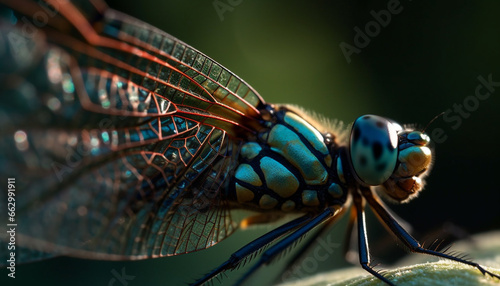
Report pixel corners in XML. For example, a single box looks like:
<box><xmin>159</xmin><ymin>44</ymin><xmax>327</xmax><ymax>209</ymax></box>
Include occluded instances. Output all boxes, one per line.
<box><xmin>235</xmin><ymin>164</ymin><xmax>262</xmax><ymax>186</ymax></box>
<box><xmin>397</xmin><ymin>146</ymin><xmax>432</xmax><ymax>176</ymax></box>
<box><xmin>260</xmin><ymin>157</ymin><xmax>299</xmax><ymax>198</ymax></box>
<box><xmin>259</xmin><ymin>194</ymin><xmax>278</xmax><ymax>209</ymax></box>
<box><xmin>281</xmin><ymin>200</ymin><xmax>296</xmax><ymax>212</ymax></box>
<box><xmin>328</xmin><ymin>183</ymin><xmax>343</xmax><ymax>198</ymax></box>
<box><xmin>235</xmin><ymin>183</ymin><xmax>255</xmax><ymax>203</ymax></box>
<box><xmin>302</xmin><ymin>190</ymin><xmax>320</xmax><ymax>206</ymax></box>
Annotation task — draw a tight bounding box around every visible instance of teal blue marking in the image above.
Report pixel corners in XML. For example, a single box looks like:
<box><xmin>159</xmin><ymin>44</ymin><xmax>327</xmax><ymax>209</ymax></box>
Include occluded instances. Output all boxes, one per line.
<box><xmin>408</xmin><ymin>132</ymin><xmax>421</xmax><ymax>141</ymax></box>
<box><xmin>240</xmin><ymin>142</ymin><xmax>262</xmax><ymax>160</ymax></box>
<box><xmin>328</xmin><ymin>183</ymin><xmax>343</xmax><ymax>198</ymax></box>
<box><xmin>128</xmin><ymin>129</ymin><xmax>140</xmax><ymax>142</ymax></box>
<box><xmin>336</xmin><ymin>156</ymin><xmax>345</xmax><ymax>183</ymax></box>
<box><xmin>284</xmin><ymin>112</ymin><xmax>328</xmax><ymax>155</ymax></box>
<box><xmin>268</xmin><ymin>124</ymin><xmax>327</xmax><ymax>185</ymax></box>
<box><xmin>302</xmin><ymin>190</ymin><xmax>319</xmax><ymax>206</ymax></box>
<box><xmin>101</xmin><ymin>131</ymin><xmax>110</xmax><ymax>143</ymax></box>
<box><xmin>62</xmin><ymin>74</ymin><xmax>75</xmax><ymax>93</ymax></box>
<box><xmin>259</xmin><ymin>157</ymin><xmax>298</xmax><ymax>195</ymax></box>
<box><xmin>235</xmin><ymin>164</ymin><xmax>262</xmax><ymax>186</ymax></box>
<box><xmin>140</xmin><ymin>127</ymin><xmax>158</xmax><ymax>140</ymax></box>
<box><xmin>408</xmin><ymin>131</ymin><xmax>430</xmax><ymax>144</ymax></box>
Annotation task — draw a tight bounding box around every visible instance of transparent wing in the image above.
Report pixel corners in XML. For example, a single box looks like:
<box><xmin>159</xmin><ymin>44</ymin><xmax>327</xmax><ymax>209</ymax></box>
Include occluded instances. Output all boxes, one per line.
<box><xmin>0</xmin><ymin>0</ymin><xmax>264</xmax><ymax>261</ymax></box>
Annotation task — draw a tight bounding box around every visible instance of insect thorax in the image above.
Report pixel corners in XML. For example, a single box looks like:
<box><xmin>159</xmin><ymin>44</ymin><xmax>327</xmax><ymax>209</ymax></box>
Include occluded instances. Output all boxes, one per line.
<box><xmin>227</xmin><ymin>107</ymin><xmax>349</xmax><ymax>212</ymax></box>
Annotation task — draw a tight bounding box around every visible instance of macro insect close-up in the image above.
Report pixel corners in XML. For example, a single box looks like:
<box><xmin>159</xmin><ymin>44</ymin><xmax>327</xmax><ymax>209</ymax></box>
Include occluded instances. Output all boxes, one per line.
<box><xmin>1</xmin><ymin>0</ymin><xmax>500</xmax><ymax>286</ymax></box>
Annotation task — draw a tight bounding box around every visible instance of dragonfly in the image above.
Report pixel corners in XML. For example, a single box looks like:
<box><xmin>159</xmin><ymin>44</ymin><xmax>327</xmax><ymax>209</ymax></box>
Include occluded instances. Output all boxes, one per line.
<box><xmin>0</xmin><ymin>0</ymin><xmax>498</xmax><ymax>285</ymax></box>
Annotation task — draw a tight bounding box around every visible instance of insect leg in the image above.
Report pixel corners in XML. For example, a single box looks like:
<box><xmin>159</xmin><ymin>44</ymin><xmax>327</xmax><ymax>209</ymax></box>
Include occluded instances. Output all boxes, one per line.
<box><xmin>273</xmin><ymin>206</ymin><xmax>348</xmax><ymax>284</ymax></box>
<box><xmin>361</xmin><ymin>186</ymin><xmax>500</xmax><ymax>281</ymax></box>
<box><xmin>342</xmin><ymin>204</ymin><xmax>358</xmax><ymax>264</ymax></box>
<box><xmin>190</xmin><ymin>213</ymin><xmax>313</xmax><ymax>286</ymax></box>
<box><xmin>353</xmin><ymin>190</ymin><xmax>396</xmax><ymax>286</ymax></box>
<box><xmin>234</xmin><ymin>207</ymin><xmax>340</xmax><ymax>286</ymax></box>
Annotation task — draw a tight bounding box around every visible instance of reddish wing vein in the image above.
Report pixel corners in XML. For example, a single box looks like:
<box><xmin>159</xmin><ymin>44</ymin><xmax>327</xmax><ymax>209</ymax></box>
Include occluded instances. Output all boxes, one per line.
<box><xmin>0</xmin><ymin>0</ymin><xmax>264</xmax><ymax>261</ymax></box>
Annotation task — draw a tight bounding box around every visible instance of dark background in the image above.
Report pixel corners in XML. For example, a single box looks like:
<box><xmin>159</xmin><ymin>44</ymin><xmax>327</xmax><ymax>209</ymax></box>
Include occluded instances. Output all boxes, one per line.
<box><xmin>2</xmin><ymin>0</ymin><xmax>500</xmax><ymax>285</ymax></box>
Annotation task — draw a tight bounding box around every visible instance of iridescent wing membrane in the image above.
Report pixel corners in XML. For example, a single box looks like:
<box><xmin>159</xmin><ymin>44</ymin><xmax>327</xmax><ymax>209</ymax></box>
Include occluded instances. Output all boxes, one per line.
<box><xmin>0</xmin><ymin>0</ymin><xmax>265</xmax><ymax>261</ymax></box>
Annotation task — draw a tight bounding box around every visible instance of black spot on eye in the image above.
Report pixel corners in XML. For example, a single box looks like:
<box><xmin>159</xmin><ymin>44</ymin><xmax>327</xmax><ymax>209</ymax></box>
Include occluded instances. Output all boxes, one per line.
<box><xmin>372</xmin><ymin>142</ymin><xmax>383</xmax><ymax>160</ymax></box>
<box><xmin>376</xmin><ymin>162</ymin><xmax>387</xmax><ymax>171</ymax></box>
<box><xmin>387</xmin><ymin>142</ymin><xmax>395</xmax><ymax>151</ymax></box>
<box><xmin>353</xmin><ymin>126</ymin><xmax>361</xmax><ymax>142</ymax></box>
<box><xmin>376</xmin><ymin>121</ymin><xmax>384</xmax><ymax>128</ymax></box>
<box><xmin>359</xmin><ymin>155</ymin><xmax>367</xmax><ymax>166</ymax></box>
<box><xmin>362</xmin><ymin>137</ymin><xmax>369</xmax><ymax>146</ymax></box>
<box><xmin>363</xmin><ymin>115</ymin><xmax>371</xmax><ymax>120</ymax></box>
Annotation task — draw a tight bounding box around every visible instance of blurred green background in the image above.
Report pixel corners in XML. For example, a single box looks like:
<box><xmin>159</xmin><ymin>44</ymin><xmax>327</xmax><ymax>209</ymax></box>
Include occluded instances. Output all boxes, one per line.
<box><xmin>2</xmin><ymin>0</ymin><xmax>500</xmax><ymax>285</ymax></box>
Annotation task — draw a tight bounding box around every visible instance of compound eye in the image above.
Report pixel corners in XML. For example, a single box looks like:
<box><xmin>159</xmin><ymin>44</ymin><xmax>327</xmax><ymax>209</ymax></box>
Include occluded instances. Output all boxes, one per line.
<box><xmin>350</xmin><ymin>115</ymin><xmax>399</xmax><ymax>185</ymax></box>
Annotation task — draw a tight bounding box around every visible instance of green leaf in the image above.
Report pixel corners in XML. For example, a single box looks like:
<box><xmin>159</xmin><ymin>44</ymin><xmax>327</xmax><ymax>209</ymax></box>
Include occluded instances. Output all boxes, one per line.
<box><xmin>279</xmin><ymin>231</ymin><xmax>500</xmax><ymax>286</ymax></box>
